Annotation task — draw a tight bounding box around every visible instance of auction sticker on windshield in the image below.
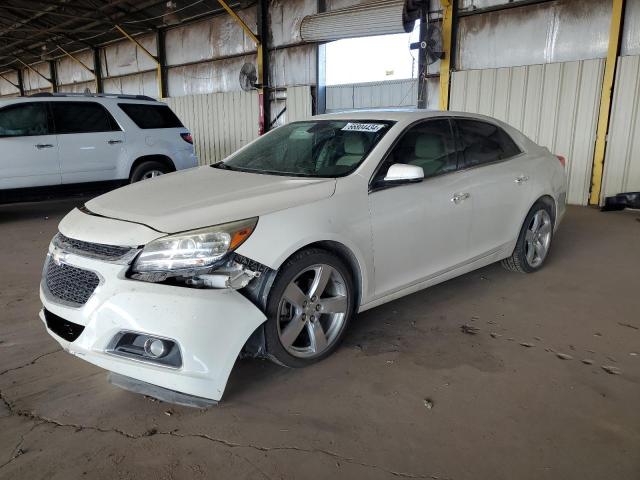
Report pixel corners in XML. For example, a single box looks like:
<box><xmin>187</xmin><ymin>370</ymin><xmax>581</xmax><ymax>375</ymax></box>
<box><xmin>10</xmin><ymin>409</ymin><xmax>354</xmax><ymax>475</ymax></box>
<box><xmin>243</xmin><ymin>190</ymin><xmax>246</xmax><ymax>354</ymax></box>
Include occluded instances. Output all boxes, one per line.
<box><xmin>341</xmin><ymin>122</ymin><xmax>386</xmax><ymax>133</ymax></box>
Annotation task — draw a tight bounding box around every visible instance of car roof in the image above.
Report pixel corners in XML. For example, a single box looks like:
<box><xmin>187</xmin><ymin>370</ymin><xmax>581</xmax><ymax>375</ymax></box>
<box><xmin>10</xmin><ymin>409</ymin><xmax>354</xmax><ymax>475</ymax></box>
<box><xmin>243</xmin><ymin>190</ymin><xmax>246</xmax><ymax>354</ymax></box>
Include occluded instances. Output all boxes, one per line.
<box><xmin>0</xmin><ymin>94</ymin><xmax>163</xmax><ymax>106</ymax></box>
<box><xmin>312</xmin><ymin>109</ymin><xmax>495</xmax><ymax>122</ymax></box>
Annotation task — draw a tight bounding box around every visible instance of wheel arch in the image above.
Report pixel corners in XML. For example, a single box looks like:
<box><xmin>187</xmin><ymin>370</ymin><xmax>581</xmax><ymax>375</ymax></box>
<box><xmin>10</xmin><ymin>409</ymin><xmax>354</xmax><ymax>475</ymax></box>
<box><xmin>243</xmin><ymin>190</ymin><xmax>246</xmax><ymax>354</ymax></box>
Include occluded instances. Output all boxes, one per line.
<box><xmin>129</xmin><ymin>155</ymin><xmax>176</xmax><ymax>180</ymax></box>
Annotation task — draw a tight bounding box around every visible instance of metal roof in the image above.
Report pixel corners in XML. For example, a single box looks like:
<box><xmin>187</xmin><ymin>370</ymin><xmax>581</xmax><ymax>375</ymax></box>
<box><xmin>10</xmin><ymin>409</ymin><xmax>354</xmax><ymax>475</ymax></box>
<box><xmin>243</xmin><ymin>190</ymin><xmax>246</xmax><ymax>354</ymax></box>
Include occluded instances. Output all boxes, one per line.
<box><xmin>0</xmin><ymin>0</ymin><xmax>244</xmax><ymax>71</ymax></box>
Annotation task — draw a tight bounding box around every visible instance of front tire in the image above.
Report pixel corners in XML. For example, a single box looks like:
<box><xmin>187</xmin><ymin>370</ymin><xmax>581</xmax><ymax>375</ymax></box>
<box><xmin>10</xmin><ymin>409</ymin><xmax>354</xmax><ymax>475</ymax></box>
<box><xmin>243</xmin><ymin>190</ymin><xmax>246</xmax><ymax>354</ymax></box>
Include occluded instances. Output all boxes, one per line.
<box><xmin>502</xmin><ymin>201</ymin><xmax>554</xmax><ymax>273</ymax></box>
<box><xmin>264</xmin><ymin>249</ymin><xmax>355</xmax><ymax>368</ymax></box>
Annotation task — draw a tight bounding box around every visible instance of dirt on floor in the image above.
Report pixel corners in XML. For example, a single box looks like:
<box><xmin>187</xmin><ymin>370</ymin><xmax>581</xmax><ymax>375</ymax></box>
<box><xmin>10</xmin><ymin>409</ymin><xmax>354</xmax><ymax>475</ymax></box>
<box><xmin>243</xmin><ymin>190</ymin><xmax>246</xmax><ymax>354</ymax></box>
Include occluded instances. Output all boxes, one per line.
<box><xmin>0</xmin><ymin>199</ymin><xmax>639</xmax><ymax>480</ymax></box>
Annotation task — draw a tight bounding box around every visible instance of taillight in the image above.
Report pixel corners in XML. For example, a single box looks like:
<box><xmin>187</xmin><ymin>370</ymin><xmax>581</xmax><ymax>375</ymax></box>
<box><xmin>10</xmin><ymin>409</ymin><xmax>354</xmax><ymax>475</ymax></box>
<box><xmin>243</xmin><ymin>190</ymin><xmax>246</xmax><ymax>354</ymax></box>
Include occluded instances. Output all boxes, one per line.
<box><xmin>556</xmin><ymin>155</ymin><xmax>566</xmax><ymax>167</ymax></box>
<box><xmin>181</xmin><ymin>132</ymin><xmax>193</xmax><ymax>144</ymax></box>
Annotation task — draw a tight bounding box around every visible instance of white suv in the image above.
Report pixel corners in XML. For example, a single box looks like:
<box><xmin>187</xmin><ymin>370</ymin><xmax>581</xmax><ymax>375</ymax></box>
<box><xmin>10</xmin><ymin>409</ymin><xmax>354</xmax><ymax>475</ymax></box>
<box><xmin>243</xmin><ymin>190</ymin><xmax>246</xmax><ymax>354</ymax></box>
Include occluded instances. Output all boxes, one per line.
<box><xmin>0</xmin><ymin>93</ymin><xmax>198</xmax><ymax>202</ymax></box>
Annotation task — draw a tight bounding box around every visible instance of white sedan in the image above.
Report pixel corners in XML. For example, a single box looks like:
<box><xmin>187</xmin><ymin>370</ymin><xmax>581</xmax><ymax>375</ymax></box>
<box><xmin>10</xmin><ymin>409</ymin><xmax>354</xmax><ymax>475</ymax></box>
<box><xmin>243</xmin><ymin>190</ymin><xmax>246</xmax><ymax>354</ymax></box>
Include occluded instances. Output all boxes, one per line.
<box><xmin>40</xmin><ymin>110</ymin><xmax>567</xmax><ymax>405</ymax></box>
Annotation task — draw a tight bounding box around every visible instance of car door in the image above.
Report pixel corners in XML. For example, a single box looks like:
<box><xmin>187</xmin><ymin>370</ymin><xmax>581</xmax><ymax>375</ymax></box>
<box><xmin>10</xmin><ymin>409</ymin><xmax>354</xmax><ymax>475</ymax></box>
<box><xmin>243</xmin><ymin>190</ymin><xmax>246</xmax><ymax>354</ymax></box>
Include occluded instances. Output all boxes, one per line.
<box><xmin>0</xmin><ymin>102</ymin><xmax>61</xmax><ymax>189</ymax></box>
<box><xmin>51</xmin><ymin>101</ymin><xmax>126</xmax><ymax>184</ymax></box>
<box><xmin>452</xmin><ymin>118</ymin><xmax>533</xmax><ymax>259</ymax></box>
<box><xmin>368</xmin><ymin>119</ymin><xmax>472</xmax><ymax>298</ymax></box>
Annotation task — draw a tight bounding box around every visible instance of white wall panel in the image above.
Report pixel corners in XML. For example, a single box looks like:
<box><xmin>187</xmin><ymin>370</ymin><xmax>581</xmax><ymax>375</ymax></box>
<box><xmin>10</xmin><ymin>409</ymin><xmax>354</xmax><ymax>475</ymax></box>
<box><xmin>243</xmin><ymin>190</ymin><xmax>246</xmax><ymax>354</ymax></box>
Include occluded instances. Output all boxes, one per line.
<box><xmin>0</xmin><ymin>71</ymin><xmax>19</xmax><ymax>97</ymax></box>
<box><xmin>450</xmin><ymin>59</ymin><xmax>605</xmax><ymax>205</ymax></box>
<box><xmin>103</xmin><ymin>71</ymin><xmax>158</xmax><ymax>98</ymax></box>
<box><xmin>101</xmin><ymin>34</ymin><xmax>157</xmax><ymax>77</ymax></box>
<box><xmin>167</xmin><ymin>54</ymin><xmax>257</xmax><ymax>97</ymax></box>
<box><xmin>457</xmin><ymin>0</ymin><xmax>611</xmax><ymax>70</ymax></box>
<box><xmin>58</xmin><ymin>81</ymin><xmax>96</xmax><ymax>94</ymax></box>
<box><xmin>602</xmin><ymin>55</ymin><xmax>640</xmax><ymax>199</ymax></box>
<box><xmin>269</xmin><ymin>45</ymin><xmax>317</xmax><ymax>88</ymax></box>
<box><xmin>56</xmin><ymin>50</ymin><xmax>94</xmax><ymax>85</ymax></box>
<box><xmin>286</xmin><ymin>85</ymin><xmax>313</xmax><ymax>122</ymax></box>
<box><xmin>622</xmin><ymin>0</ymin><xmax>640</xmax><ymax>56</ymax></box>
<box><xmin>271</xmin><ymin>0</ymin><xmax>316</xmax><ymax>47</ymax></box>
<box><xmin>165</xmin><ymin>7</ymin><xmax>257</xmax><ymax>65</ymax></box>
<box><xmin>22</xmin><ymin>62</ymin><xmax>52</xmax><ymax>92</ymax></box>
<box><xmin>326</xmin><ymin>78</ymin><xmax>423</xmax><ymax>111</ymax></box>
<box><xmin>166</xmin><ymin>91</ymin><xmax>259</xmax><ymax>165</ymax></box>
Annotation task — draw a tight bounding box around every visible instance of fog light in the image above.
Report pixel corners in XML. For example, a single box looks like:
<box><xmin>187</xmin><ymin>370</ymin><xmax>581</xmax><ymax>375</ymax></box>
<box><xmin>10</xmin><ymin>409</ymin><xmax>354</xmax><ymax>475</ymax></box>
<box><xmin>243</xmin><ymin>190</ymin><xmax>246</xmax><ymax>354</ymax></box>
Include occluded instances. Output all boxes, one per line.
<box><xmin>144</xmin><ymin>338</ymin><xmax>167</xmax><ymax>358</ymax></box>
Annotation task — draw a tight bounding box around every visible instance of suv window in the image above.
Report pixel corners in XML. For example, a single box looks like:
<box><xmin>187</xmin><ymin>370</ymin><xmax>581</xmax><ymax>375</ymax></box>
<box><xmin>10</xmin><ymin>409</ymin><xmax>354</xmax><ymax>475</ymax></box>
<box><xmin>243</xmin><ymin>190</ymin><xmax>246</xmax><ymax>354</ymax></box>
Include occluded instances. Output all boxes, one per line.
<box><xmin>373</xmin><ymin>119</ymin><xmax>457</xmax><ymax>184</ymax></box>
<box><xmin>51</xmin><ymin>101</ymin><xmax>120</xmax><ymax>134</ymax></box>
<box><xmin>455</xmin><ymin>119</ymin><xmax>521</xmax><ymax>168</ymax></box>
<box><xmin>0</xmin><ymin>103</ymin><xmax>49</xmax><ymax>137</ymax></box>
<box><xmin>118</xmin><ymin>103</ymin><xmax>183</xmax><ymax>129</ymax></box>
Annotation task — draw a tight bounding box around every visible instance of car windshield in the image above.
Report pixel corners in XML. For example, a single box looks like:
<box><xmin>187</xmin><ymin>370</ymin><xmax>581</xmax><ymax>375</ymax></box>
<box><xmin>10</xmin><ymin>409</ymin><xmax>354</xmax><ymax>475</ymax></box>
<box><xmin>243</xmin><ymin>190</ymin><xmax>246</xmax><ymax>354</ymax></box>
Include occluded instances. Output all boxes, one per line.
<box><xmin>213</xmin><ymin>120</ymin><xmax>393</xmax><ymax>177</ymax></box>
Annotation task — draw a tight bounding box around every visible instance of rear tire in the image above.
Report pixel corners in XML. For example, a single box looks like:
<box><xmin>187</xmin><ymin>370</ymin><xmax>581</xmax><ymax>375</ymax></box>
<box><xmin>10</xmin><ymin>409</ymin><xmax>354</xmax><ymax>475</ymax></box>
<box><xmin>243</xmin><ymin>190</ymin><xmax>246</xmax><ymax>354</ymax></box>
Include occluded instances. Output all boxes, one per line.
<box><xmin>264</xmin><ymin>248</ymin><xmax>355</xmax><ymax>368</ymax></box>
<box><xmin>502</xmin><ymin>201</ymin><xmax>554</xmax><ymax>273</ymax></box>
<box><xmin>130</xmin><ymin>160</ymin><xmax>171</xmax><ymax>183</ymax></box>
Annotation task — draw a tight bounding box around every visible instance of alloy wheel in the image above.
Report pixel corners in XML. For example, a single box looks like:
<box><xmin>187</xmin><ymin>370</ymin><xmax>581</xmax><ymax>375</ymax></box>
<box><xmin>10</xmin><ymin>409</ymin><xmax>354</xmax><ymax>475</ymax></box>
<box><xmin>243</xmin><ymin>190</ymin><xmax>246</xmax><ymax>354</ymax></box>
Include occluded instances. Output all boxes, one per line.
<box><xmin>142</xmin><ymin>170</ymin><xmax>164</xmax><ymax>180</ymax></box>
<box><xmin>276</xmin><ymin>264</ymin><xmax>349</xmax><ymax>359</ymax></box>
<box><xmin>525</xmin><ymin>209</ymin><xmax>552</xmax><ymax>267</ymax></box>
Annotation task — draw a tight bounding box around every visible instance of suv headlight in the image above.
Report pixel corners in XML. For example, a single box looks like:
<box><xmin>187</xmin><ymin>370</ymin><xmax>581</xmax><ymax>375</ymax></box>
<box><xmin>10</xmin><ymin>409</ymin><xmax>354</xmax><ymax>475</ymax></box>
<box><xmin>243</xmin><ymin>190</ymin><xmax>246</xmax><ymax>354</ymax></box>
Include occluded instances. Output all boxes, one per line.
<box><xmin>131</xmin><ymin>218</ymin><xmax>257</xmax><ymax>273</ymax></box>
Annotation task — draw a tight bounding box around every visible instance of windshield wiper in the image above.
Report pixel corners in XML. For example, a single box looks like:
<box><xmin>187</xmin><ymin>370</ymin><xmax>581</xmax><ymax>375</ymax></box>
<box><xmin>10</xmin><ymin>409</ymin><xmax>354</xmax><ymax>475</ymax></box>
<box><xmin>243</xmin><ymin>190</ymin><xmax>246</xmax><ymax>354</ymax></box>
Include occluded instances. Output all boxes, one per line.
<box><xmin>212</xmin><ymin>162</ymin><xmax>236</xmax><ymax>171</ymax></box>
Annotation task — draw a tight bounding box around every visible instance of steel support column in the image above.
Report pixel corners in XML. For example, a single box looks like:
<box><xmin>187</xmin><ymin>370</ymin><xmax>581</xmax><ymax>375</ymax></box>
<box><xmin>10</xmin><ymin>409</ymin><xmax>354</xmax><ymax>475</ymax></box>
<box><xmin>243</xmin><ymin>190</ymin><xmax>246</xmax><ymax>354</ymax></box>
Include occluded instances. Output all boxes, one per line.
<box><xmin>257</xmin><ymin>0</ymin><xmax>270</xmax><ymax>133</ymax></box>
<box><xmin>93</xmin><ymin>48</ymin><xmax>103</xmax><ymax>93</ymax></box>
<box><xmin>589</xmin><ymin>0</ymin><xmax>625</xmax><ymax>205</ymax></box>
<box><xmin>16</xmin><ymin>69</ymin><xmax>24</xmax><ymax>96</ymax></box>
<box><xmin>417</xmin><ymin>3</ymin><xmax>429</xmax><ymax>109</ymax></box>
<box><xmin>49</xmin><ymin>60</ymin><xmax>58</xmax><ymax>92</ymax></box>
<box><xmin>315</xmin><ymin>0</ymin><xmax>327</xmax><ymax>115</ymax></box>
<box><xmin>439</xmin><ymin>0</ymin><xmax>454</xmax><ymax>111</ymax></box>
<box><xmin>157</xmin><ymin>29</ymin><xmax>169</xmax><ymax>99</ymax></box>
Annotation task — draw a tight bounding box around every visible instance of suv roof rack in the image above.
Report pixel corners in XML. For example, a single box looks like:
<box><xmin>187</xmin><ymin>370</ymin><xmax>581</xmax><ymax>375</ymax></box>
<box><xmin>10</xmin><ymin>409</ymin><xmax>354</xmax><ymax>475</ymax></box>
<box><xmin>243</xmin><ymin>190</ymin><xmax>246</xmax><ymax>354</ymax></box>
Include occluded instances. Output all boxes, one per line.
<box><xmin>29</xmin><ymin>92</ymin><xmax>157</xmax><ymax>102</ymax></box>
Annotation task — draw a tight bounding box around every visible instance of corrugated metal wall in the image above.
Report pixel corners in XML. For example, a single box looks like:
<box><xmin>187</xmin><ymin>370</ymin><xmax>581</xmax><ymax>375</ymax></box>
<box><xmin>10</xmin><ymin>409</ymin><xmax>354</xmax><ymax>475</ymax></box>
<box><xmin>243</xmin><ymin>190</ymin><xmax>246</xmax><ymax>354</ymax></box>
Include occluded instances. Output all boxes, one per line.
<box><xmin>326</xmin><ymin>78</ymin><xmax>419</xmax><ymax>111</ymax></box>
<box><xmin>166</xmin><ymin>91</ymin><xmax>259</xmax><ymax>165</ymax></box>
<box><xmin>286</xmin><ymin>85</ymin><xmax>313</xmax><ymax>122</ymax></box>
<box><xmin>450</xmin><ymin>59</ymin><xmax>605</xmax><ymax>205</ymax></box>
<box><xmin>602</xmin><ymin>55</ymin><xmax>640</xmax><ymax>199</ymax></box>
<box><xmin>166</xmin><ymin>86</ymin><xmax>312</xmax><ymax>165</ymax></box>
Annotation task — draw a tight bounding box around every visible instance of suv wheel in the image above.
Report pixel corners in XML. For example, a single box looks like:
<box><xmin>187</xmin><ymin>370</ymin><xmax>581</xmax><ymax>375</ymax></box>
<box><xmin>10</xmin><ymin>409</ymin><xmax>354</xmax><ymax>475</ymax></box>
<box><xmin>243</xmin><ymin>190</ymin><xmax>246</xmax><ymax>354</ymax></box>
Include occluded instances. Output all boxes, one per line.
<box><xmin>130</xmin><ymin>161</ymin><xmax>171</xmax><ymax>183</ymax></box>
<box><xmin>264</xmin><ymin>249</ymin><xmax>355</xmax><ymax>368</ymax></box>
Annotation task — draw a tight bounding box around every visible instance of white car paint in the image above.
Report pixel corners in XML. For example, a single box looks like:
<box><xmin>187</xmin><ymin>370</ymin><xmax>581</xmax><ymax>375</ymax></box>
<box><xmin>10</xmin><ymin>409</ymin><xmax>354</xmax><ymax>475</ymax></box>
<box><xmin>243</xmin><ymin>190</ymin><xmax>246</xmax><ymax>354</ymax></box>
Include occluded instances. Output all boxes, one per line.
<box><xmin>0</xmin><ymin>95</ymin><xmax>198</xmax><ymax>192</ymax></box>
<box><xmin>41</xmin><ymin>110</ymin><xmax>567</xmax><ymax>403</ymax></box>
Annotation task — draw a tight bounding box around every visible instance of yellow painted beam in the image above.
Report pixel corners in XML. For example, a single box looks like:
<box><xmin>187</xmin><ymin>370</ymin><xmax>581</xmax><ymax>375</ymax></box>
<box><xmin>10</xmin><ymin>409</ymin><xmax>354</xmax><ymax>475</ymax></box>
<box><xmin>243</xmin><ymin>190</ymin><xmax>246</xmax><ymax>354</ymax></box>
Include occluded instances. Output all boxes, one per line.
<box><xmin>589</xmin><ymin>0</ymin><xmax>625</xmax><ymax>205</ymax></box>
<box><xmin>439</xmin><ymin>0</ymin><xmax>453</xmax><ymax>111</ymax></box>
<box><xmin>217</xmin><ymin>0</ymin><xmax>259</xmax><ymax>45</ymax></box>
<box><xmin>115</xmin><ymin>24</ymin><xmax>164</xmax><ymax>98</ymax></box>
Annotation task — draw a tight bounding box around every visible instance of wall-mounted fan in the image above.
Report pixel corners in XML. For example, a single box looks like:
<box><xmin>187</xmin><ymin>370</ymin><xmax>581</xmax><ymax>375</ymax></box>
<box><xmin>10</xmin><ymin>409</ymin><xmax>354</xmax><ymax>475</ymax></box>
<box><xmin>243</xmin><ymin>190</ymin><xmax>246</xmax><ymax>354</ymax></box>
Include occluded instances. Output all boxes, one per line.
<box><xmin>239</xmin><ymin>62</ymin><xmax>258</xmax><ymax>91</ymax></box>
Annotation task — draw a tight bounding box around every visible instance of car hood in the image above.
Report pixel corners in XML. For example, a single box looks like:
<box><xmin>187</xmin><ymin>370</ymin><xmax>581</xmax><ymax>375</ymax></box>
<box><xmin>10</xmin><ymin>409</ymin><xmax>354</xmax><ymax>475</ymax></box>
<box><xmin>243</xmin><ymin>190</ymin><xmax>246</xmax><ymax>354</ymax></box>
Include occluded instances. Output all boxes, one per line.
<box><xmin>86</xmin><ymin>166</ymin><xmax>337</xmax><ymax>233</ymax></box>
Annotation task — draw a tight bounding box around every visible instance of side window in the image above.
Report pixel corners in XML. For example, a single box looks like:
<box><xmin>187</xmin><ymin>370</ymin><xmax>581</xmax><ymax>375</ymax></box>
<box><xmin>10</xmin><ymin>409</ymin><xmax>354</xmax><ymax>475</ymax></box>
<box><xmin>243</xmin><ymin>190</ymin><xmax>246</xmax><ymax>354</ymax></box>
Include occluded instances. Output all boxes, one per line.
<box><xmin>51</xmin><ymin>102</ymin><xmax>119</xmax><ymax>134</ymax></box>
<box><xmin>118</xmin><ymin>103</ymin><xmax>183</xmax><ymax>129</ymax></box>
<box><xmin>0</xmin><ymin>103</ymin><xmax>49</xmax><ymax>138</ymax></box>
<box><xmin>455</xmin><ymin>119</ymin><xmax>521</xmax><ymax>168</ymax></box>
<box><xmin>374</xmin><ymin>119</ymin><xmax>457</xmax><ymax>183</ymax></box>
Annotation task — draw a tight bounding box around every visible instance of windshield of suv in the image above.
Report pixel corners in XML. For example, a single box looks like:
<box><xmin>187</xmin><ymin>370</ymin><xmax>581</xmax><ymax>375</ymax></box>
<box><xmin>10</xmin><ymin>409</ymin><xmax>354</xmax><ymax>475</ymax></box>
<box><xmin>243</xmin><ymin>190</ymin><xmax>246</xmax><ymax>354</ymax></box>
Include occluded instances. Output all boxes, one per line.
<box><xmin>213</xmin><ymin>120</ymin><xmax>393</xmax><ymax>177</ymax></box>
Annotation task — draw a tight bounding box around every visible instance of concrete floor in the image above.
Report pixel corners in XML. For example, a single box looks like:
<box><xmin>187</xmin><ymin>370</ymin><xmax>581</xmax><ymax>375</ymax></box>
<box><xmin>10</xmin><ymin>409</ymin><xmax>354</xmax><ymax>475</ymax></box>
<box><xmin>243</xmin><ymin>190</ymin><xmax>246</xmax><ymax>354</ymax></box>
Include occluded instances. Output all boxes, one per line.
<box><xmin>0</xmin><ymin>199</ymin><xmax>639</xmax><ymax>480</ymax></box>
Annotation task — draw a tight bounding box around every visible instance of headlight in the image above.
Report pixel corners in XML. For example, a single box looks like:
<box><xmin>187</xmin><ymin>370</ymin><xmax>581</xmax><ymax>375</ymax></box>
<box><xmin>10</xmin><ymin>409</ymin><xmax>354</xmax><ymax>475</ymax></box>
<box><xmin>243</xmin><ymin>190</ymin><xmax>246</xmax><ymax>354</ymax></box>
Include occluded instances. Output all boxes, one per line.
<box><xmin>131</xmin><ymin>218</ymin><xmax>257</xmax><ymax>273</ymax></box>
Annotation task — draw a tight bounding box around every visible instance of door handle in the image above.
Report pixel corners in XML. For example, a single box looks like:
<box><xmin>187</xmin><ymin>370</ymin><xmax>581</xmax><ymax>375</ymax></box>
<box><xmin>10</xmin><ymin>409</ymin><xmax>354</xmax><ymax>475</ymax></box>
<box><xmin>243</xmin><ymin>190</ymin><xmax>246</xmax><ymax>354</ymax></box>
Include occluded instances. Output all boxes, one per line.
<box><xmin>514</xmin><ymin>175</ymin><xmax>530</xmax><ymax>184</ymax></box>
<box><xmin>107</xmin><ymin>139</ymin><xmax>123</xmax><ymax>145</ymax></box>
<box><xmin>451</xmin><ymin>192</ymin><xmax>470</xmax><ymax>204</ymax></box>
<box><xmin>35</xmin><ymin>143</ymin><xmax>54</xmax><ymax>149</ymax></box>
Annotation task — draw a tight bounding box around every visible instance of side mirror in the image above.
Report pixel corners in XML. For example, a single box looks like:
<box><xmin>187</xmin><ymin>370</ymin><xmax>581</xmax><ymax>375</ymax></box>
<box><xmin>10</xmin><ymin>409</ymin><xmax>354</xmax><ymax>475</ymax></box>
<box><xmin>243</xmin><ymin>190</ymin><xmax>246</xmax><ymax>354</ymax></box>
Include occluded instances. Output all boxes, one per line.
<box><xmin>383</xmin><ymin>164</ymin><xmax>424</xmax><ymax>184</ymax></box>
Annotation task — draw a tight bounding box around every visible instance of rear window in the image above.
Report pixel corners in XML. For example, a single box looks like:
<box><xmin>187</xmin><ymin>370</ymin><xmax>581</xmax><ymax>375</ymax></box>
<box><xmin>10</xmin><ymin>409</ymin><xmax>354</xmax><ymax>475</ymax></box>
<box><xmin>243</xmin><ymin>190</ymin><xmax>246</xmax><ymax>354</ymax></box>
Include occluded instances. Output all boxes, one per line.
<box><xmin>51</xmin><ymin>101</ymin><xmax>120</xmax><ymax>134</ymax></box>
<box><xmin>118</xmin><ymin>103</ymin><xmax>183</xmax><ymax>129</ymax></box>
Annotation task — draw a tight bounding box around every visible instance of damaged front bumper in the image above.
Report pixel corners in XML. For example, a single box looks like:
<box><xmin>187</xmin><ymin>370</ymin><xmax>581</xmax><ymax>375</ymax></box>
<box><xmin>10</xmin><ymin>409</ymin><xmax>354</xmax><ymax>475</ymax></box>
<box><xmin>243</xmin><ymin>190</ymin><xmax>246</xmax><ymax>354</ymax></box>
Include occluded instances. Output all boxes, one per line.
<box><xmin>40</xmin><ymin>242</ymin><xmax>267</xmax><ymax>403</ymax></box>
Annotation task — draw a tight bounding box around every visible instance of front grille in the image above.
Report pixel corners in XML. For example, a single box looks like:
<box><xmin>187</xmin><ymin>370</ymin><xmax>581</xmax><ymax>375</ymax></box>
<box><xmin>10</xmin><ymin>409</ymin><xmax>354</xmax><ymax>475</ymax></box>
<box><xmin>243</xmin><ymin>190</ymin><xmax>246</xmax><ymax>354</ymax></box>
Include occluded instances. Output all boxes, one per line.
<box><xmin>43</xmin><ymin>308</ymin><xmax>85</xmax><ymax>342</ymax></box>
<box><xmin>44</xmin><ymin>257</ymin><xmax>100</xmax><ymax>307</ymax></box>
<box><xmin>53</xmin><ymin>233</ymin><xmax>136</xmax><ymax>262</ymax></box>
